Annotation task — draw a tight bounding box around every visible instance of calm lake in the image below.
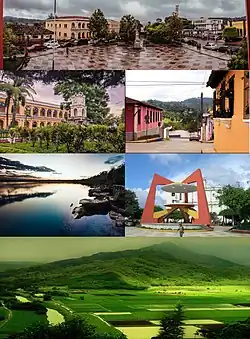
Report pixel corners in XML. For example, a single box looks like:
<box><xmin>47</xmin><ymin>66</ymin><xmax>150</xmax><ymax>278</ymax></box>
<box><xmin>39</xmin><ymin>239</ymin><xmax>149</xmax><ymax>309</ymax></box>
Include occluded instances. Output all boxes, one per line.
<box><xmin>0</xmin><ymin>183</ymin><xmax>124</xmax><ymax>236</ymax></box>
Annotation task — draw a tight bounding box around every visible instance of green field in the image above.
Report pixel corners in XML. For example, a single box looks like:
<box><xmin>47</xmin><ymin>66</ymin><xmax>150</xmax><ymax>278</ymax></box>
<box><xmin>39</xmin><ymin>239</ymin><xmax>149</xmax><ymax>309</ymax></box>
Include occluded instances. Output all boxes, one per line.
<box><xmin>49</xmin><ymin>286</ymin><xmax>250</xmax><ymax>338</ymax></box>
<box><xmin>0</xmin><ymin>308</ymin><xmax>47</xmax><ymax>338</ymax></box>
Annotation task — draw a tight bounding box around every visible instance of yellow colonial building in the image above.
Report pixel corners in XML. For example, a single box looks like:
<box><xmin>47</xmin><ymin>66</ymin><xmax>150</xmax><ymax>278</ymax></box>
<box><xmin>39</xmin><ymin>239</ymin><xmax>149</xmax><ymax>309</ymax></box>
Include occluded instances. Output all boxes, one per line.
<box><xmin>207</xmin><ymin>71</ymin><xmax>249</xmax><ymax>153</ymax></box>
<box><xmin>0</xmin><ymin>95</ymin><xmax>68</xmax><ymax>129</ymax></box>
<box><xmin>45</xmin><ymin>16</ymin><xmax>120</xmax><ymax>40</ymax></box>
<box><xmin>231</xmin><ymin>19</ymin><xmax>247</xmax><ymax>37</ymax></box>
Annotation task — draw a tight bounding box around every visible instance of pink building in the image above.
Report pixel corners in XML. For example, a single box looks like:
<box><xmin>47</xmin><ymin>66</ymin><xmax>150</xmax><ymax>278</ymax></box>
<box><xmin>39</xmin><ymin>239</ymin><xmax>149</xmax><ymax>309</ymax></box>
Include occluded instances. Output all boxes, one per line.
<box><xmin>125</xmin><ymin>97</ymin><xmax>164</xmax><ymax>141</ymax></box>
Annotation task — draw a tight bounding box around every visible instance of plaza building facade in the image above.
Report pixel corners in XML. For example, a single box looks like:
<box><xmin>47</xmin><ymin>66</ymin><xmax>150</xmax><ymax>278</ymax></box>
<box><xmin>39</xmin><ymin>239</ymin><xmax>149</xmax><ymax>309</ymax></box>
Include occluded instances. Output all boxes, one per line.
<box><xmin>0</xmin><ymin>95</ymin><xmax>68</xmax><ymax>129</ymax></box>
<box><xmin>45</xmin><ymin>16</ymin><xmax>120</xmax><ymax>40</ymax></box>
<box><xmin>207</xmin><ymin>70</ymin><xmax>249</xmax><ymax>153</ymax></box>
<box><xmin>125</xmin><ymin>97</ymin><xmax>163</xmax><ymax>141</ymax></box>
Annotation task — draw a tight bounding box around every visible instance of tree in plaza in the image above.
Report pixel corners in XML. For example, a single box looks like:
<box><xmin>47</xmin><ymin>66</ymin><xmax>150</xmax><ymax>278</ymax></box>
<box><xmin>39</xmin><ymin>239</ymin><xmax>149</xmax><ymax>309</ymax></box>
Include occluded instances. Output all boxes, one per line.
<box><xmin>223</xmin><ymin>27</ymin><xmax>239</xmax><ymax>41</ymax></box>
<box><xmin>154</xmin><ymin>303</ymin><xmax>185</xmax><ymax>339</ymax></box>
<box><xmin>119</xmin><ymin>15</ymin><xmax>138</xmax><ymax>43</ymax></box>
<box><xmin>228</xmin><ymin>39</ymin><xmax>248</xmax><ymax>70</ymax></box>
<box><xmin>125</xmin><ymin>189</ymin><xmax>143</xmax><ymax>220</ymax></box>
<box><xmin>217</xmin><ymin>185</ymin><xmax>250</xmax><ymax>224</ymax></box>
<box><xmin>145</xmin><ymin>13</ymin><xmax>183</xmax><ymax>44</ymax></box>
<box><xmin>0</xmin><ymin>76</ymin><xmax>36</xmax><ymax>128</ymax></box>
<box><xmin>154</xmin><ymin>205</ymin><xmax>164</xmax><ymax>212</ymax></box>
<box><xmin>89</xmin><ymin>9</ymin><xmax>109</xmax><ymax>40</ymax></box>
<box><xmin>165</xmin><ymin>13</ymin><xmax>183</xmax><ymax>42</ymax></box>
<box><xmin>3</xmin><ymin>24</ymin><xmax>18</xmax><ymax>58</ymax></box>
<box><xmin>54</xmin><ymin>81</ymin><xmax>110</xmax><ymax>124</ymax></box>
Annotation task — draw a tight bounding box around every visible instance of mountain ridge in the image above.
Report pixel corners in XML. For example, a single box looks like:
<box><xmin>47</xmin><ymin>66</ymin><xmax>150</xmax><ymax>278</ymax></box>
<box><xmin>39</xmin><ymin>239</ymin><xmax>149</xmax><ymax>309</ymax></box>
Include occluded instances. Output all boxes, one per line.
<box><xmin>1</xmin><ymin>243</ymin><xmax>249</xmax><ymax>290</ymax></box>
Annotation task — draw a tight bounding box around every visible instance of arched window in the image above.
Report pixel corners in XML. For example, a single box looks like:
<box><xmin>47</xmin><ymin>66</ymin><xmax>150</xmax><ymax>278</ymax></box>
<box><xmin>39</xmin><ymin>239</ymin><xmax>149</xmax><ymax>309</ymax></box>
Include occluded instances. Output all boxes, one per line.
<box><xmin>59</xmin><ymin>111</ymin><xmax>63</xmax><ymax>118</ymax></box>
<box><xmin>74</xmin><ymin>108</ymin><xmax>78</xmax><ymax>117</ymax></box>
<box><xmin>40</xmin><ymin>108</ymin><xmax>45</xmax><ymax>117</ymax></box>
<box><xmin>72</xmin><ymin>23</ymin><xmax>75</xmax><ymax>28</ymax></box>
<box><xmin>47</xmin><ymin>109</ymin><xmax>52</xmax><ymax>117</ymax></box>
<box><xmin>78</xmin><ymin>23</ymin><xmax>81</xmax><ymax>28</ymax></box>
<box><xmin>53</xmin><ymin>110</ymin><xmax>58</xmax><ymax>118</ymax></box>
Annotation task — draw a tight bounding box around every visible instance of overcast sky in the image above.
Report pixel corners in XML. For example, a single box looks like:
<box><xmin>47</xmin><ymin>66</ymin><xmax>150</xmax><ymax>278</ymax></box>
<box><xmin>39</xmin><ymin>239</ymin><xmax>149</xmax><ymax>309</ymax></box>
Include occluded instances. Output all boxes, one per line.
<box><xmin>1</xmin><ymin>154</ymin><xmax>124</xmax><ymax>179</ymax></box>
<box><xmin>126</xmin><ymin>70</ymin><xmax>213</xmax><ymax>101</ymax></box>
<box><xmin>4</xmin><ymin>0</ymin><xmax>245</xmax><ymax>21</ymax></box>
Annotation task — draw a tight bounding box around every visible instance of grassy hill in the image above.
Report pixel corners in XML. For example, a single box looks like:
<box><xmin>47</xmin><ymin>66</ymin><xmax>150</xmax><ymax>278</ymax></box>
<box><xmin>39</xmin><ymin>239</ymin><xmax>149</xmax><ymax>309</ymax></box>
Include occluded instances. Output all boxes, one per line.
<box><xmin>1</xmin><ymin>243</ymin><xmax>250</xmax><ymax>290</ymax></box>
<box><xmin>0</xmin><ymin>261</ymin><xmax>39</xmax><ymax>272</ymax></box>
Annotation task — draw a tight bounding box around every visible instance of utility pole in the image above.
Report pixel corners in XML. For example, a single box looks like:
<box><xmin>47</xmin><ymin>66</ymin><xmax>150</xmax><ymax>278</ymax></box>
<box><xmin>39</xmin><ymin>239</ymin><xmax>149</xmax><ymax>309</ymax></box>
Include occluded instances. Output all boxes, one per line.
<box><xmin>199</xmin><ymin>92</ymin><xmax>203</xmax><ymax>134</ymax></box>
<box><xmin>246</xmin><ymin>0</ymin><xmax>250</xmax><ymax>68</ymax></box>
<box><xmin>0</xmin><ymin>0</ymin><xmax>3</xmax><ymax>69</ymax></box>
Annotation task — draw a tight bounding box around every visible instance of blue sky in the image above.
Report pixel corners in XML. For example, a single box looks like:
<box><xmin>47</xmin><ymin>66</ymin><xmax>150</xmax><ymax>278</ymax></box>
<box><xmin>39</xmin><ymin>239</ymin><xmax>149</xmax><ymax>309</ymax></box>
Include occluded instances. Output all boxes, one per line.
<box><xmin>0</xmin><ymin>154</ymin><xmax>124</xmax><ymax>180</ymax></box>
<box><xmin>126</xmin><ymin>154</ymin><xmax>250</xmax><ymax>207</ymax></box>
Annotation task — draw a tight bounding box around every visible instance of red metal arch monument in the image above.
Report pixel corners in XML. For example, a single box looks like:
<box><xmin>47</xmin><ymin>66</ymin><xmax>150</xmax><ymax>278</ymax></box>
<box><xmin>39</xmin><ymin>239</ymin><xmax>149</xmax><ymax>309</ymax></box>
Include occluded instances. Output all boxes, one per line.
<box><xmin>141</xmin><ymin>169</ymin><xmax>211</xmax><ymax>226</ymax></box>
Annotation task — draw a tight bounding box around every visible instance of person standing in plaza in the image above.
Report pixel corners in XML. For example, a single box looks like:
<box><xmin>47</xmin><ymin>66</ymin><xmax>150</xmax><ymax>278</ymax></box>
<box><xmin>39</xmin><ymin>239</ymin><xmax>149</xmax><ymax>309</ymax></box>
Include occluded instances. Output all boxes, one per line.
<box><xmin>178</xmin><ymin>223</ymin><xmax>185</xmax><ymax>237</ymax></box>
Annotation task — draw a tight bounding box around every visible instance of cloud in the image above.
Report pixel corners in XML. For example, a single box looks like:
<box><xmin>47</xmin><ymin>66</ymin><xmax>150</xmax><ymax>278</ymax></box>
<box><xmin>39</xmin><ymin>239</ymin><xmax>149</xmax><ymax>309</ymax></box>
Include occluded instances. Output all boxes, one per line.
<box><xmin>132</xmin><ymin>187</ymin><xmax>167</xmax><ymax>207</ymax></box>
<box><xmin>126</xmin><ymin>70</ymin><xmax>213</xmax><ymax>102</ymax></box>
<box><xmin>4</xmin><ymin>0</ymin><xmax>245</xmax><ymax>21</ymax></box>
<box><xmin>131</xmin><ymin>155</ymin><xmax>250</xmax><ymax>207</ymax></box>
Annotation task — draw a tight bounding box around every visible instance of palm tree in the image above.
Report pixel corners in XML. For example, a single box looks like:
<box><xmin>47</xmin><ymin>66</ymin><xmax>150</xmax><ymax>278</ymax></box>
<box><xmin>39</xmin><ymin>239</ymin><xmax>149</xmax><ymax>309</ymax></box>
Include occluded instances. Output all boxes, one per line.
<box><xmin>0</xmin><ymin>76</ymin><xmax>36</xmax><ymax>129</ymax></box>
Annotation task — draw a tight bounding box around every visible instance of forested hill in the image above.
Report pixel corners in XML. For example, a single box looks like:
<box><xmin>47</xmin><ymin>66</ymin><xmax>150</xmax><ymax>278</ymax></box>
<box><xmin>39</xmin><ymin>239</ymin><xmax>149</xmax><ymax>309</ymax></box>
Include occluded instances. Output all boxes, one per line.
<box><xmin>147</xmin><ymin>97</ymin><xmax>213</xmax><ymax>112</ymax></box>
<box><xmin>82</xmin><ymin>163</ymin><xmax>124</xmax><ymax>187</ymax></box>
<box><xmin>1</xmin><ymin>242</ymin><xmax>249</xmax><ymax>290</ymax></box>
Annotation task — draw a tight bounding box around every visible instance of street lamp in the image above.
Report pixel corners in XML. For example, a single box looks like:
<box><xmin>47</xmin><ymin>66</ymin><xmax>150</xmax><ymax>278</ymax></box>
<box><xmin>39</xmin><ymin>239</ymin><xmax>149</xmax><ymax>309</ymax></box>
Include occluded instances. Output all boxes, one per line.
<box><xmin>52</xmin><ymin>0</ymin><xmax>57</xmax><ymax>70</ymax></box>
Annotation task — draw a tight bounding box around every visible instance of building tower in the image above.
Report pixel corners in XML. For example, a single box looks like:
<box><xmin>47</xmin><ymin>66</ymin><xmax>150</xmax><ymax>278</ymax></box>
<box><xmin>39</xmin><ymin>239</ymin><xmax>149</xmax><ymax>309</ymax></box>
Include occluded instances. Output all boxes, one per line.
<box><xmin>69</xmin><ymin>94</ymin><xmax>87</xmax><ymax>124</ymax></box>
<box><xmin>175</xmin><ymin>4</ymin><xmax>179</xmax><ymax>16</ymax></box>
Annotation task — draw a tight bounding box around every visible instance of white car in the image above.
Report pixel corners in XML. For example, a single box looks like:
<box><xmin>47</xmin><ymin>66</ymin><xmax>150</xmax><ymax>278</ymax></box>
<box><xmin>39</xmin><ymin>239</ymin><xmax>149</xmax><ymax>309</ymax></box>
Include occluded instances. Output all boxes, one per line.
<box><xmin>203</xmin><ymin>42</ymin><xmax>218</xmax><ymax>50</ymax></box>
<box><xmin>44</xmin><ymin>41</ymin><xmax>60</xmax><ymax>49</ymax></box>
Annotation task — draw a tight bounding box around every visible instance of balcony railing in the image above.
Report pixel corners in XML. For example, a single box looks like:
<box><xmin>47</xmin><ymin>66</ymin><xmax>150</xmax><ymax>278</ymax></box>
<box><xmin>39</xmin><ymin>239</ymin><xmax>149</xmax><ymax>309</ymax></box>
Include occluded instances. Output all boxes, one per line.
<box><xmin>214</xmin><ymin>109</ymin><xmax>234</xmax><ymax>119</ymax></box>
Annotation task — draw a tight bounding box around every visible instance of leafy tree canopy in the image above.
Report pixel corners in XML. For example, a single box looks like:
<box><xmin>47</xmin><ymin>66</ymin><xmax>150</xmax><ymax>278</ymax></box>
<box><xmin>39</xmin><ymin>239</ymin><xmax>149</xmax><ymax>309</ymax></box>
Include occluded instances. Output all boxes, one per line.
<box><xmin>89</xmin><ymin>9</ymin><xmax>109</xmax><ymax>40</ymax></box>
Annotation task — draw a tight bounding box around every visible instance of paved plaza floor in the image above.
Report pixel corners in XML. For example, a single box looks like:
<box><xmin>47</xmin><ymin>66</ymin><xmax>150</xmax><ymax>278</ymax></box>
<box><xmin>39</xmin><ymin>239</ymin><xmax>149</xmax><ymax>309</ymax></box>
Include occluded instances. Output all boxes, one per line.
<box><xmin>24</xmin><ymin>44</ymin><xmax>230</xmax><ymax>70</ymax></box>
<box><xmin>126</xmin><ymin>226</ymin><xmax>250</xmax><ymax>237</ymax></box>
<box><xmin>126</xmin><ymin>138</ymin><xmax>215</xmax><ymax>153</ymax></box>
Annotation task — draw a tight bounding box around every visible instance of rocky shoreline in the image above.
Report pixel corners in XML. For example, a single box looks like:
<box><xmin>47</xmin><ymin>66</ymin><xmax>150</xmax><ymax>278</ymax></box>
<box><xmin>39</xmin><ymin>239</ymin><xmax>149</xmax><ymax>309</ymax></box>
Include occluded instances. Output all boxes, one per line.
<box><xmin>71</xmin><ymin>186</ymin><xmax>125</xmax><ymax>228</ymax></box>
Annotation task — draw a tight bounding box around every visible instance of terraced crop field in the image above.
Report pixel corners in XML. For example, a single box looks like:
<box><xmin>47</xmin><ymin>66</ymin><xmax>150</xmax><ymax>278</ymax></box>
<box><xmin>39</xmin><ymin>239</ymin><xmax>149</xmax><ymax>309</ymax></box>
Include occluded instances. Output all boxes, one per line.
<box><xmin>54</xmin><ymin>286</ymin><xmax>250</xmax><ymax>339</ymax></box>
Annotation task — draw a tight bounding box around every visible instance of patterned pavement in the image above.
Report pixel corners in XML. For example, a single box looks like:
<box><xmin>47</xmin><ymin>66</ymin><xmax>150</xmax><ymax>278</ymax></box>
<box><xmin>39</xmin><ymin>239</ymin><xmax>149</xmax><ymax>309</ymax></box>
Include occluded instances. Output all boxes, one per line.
<box><xmin>24</xmin><ymin>44</ymin><xmax>230</xmax><ymax>70</ymax></box>
<box><xmin>126</xmin><ymin>226</ymin><xmax>250</xmax><ymax>237</ymax></box>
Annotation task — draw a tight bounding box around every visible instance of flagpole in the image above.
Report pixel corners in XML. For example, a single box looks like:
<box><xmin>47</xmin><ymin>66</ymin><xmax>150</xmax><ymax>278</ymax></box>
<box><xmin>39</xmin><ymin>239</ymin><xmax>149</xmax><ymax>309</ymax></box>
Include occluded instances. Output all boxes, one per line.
<box><xmin>0</xmin><ymin>0</ymin><xmax>3</xmax><ymax>69</ymax></box>
<box><xmin>52</xmin><ymin>0</ymin><xmax>57</xmax><ymax>70</ymax></box>
<box><xmin>246</xmin><ymin>0</ymin><xmax>250</xmax><ymax>68</ymax></box>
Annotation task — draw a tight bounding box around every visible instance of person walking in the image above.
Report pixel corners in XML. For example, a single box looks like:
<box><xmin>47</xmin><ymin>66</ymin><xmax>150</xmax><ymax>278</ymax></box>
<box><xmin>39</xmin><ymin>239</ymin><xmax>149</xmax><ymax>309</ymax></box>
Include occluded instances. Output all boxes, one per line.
<box><xmin>178</xmin><ymin>223</ymin><xmax>184</xmax><ymax>237</ymax></box>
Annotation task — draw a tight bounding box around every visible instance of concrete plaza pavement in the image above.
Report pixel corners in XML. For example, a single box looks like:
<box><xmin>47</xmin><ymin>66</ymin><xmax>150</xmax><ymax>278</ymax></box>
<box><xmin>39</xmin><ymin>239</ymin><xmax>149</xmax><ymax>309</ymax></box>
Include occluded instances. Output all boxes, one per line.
<box><xmin>24</xmin><ymin>44</ymin><xmax>229</xmax><ymax>70</ymax></box>
<box><xmin>126</xmin><ymin>226</ymin><xmax>250</xmax><ymax>237</ymax></box>
<box><xmin>126</xmin><ymin>138</ymin><xmax>215</xmax><ymax>153</ymax></box>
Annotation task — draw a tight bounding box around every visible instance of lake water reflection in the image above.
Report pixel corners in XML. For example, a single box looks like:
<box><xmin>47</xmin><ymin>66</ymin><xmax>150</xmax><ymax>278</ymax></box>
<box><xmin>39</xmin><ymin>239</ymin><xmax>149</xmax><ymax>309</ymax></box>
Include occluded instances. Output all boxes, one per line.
<box><xmin>0</xmin><ymin>183</ymin><xmax>124</xmax><ymax>236</ymax></box>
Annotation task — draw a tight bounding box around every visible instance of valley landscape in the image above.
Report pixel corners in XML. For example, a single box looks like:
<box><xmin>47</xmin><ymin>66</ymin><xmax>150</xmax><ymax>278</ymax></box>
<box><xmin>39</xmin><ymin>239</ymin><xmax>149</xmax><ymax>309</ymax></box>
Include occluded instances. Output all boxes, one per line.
<box><xmin>0</xmin><ymin>238</ymin><xmax>250</xmax><ymax>338</ymax></box>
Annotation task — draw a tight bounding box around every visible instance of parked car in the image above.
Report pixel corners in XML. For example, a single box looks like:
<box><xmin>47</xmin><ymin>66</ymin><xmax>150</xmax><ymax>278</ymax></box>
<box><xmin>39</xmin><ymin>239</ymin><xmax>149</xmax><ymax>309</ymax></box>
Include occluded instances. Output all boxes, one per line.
<box><xmin>44</xmin><ymin>41</ymin><xmax>60</xmax><ymax>49</ymax></box>
<box><xmin>217</xmin><ymin>45</ymin><xmax>228</xmax><ymax>53</ymax></box>
<box><xmin>27</xmin><ymin>44</ymin><xmax>45</xmax><ymax>52</ymax></box>
<box><xmin>189</xmin><ymin>132</ymin><xmax>200</xmax><ymax>141</ymax></box>
<box><xmin>77</xmin><ymin>39</ymin><xmax>89</xmax><ymax>46</ymax></box>
<box><xmin>203</xmin><ymin>42</ymin><xmax>218</xmax><ymax>51</ymax></box>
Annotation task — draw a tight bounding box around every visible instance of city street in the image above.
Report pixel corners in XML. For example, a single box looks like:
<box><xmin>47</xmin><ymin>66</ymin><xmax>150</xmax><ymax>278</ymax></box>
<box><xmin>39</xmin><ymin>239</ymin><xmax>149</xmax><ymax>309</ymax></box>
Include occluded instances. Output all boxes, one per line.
<box><xmin>24</xmin><ymin>44</ymin><xmax>229</xmax><ymax>70</ymax></box>
<box><xmin>126</xmin><ymin>226</ymin><xmax>250</xmax><ymax>237</ymax></box>
<box><xmin>126</xmin><ymin>138</ymin><xmax>215</xmax><ymax>153</ymax></box>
